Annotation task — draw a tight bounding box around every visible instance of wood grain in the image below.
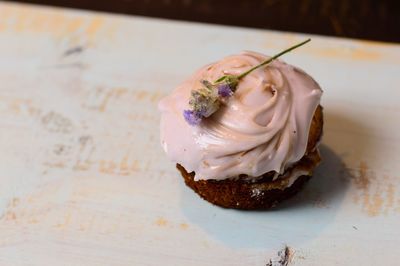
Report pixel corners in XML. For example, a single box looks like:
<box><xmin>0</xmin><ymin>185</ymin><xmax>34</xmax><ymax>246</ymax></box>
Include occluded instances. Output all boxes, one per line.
<box><xmin>0</xmin><ymin>2</ymin><xmax>400</xmax><ymax>265</ymax></box>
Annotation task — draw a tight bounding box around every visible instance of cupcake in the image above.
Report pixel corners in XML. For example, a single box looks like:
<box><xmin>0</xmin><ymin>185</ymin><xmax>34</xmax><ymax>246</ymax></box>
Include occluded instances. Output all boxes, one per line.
<box><xmin>159</xmin><ymin>40</ymin><xmax>323</xmax><ymax>209</ymax></box>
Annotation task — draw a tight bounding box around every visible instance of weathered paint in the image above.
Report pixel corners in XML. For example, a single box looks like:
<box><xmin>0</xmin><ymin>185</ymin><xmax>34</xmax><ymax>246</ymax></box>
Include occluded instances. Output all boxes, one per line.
<box><xmin>0</xmin><ymin>2</ymin><xmax>400</xmax><ymax>266</ymax></box>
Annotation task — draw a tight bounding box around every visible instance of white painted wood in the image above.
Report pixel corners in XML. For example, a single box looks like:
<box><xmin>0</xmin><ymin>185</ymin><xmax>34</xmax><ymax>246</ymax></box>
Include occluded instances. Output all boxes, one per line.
<box><xmin>0</xmin><ymin>2</ymin><xmax>399</xmax><ymax>265</ymax></box>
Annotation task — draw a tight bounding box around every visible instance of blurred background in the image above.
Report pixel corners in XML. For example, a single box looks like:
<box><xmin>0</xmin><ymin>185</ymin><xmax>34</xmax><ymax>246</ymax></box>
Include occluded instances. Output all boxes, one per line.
<box><xmin>5</xmin><ymin>0</ymin><xmax>400</xmax><ymax>42</ymax></box>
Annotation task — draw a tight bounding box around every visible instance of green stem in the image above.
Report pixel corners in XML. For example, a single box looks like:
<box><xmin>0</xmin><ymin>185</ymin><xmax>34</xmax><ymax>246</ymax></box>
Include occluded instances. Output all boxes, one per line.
<box><xmin>237</xmin><ymin>38</ymin><xmax>311</xmax><ymax>79</ymax></box>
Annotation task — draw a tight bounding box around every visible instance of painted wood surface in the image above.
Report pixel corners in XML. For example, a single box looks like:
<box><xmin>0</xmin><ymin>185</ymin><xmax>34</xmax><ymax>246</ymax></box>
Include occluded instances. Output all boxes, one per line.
<box><xmin>0</xmin><ymin>2</ymin><xmax>399</xmax><ymax>265</ymax></box>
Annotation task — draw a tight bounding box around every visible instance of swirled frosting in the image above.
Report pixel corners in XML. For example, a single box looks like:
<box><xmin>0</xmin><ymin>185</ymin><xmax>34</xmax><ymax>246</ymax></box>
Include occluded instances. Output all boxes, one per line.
<box><xmin>159</xmin><ymin>51</ymin><xmax>322</xmax><ymax>181</ymax></box>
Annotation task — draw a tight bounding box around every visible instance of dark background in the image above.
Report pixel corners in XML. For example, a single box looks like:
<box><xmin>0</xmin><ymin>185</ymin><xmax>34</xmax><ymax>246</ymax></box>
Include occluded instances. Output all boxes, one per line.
<box><xmin>7</xmin><ymin>0</ymin><xmax>400</xmax><ymax>43</ymax></box>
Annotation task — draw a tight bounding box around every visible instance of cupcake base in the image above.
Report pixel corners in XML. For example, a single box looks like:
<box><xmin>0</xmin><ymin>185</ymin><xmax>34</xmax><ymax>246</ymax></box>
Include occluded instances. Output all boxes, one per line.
<box><xmin>177</xmin><ymin>105</ymin><xmax>323</xmax><ymax>210</ymax></box>
<box><xmin>177</xmin><ymin>149</ymin><xmax>319</xmax><ymax>210</ymax></box>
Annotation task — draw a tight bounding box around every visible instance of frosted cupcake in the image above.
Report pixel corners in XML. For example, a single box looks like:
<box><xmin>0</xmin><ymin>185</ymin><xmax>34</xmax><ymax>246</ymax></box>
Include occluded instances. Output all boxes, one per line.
<box><xmin>159</xmin><ymin>40</ymin><xmax>323</xmax><ymax>209</ymax></box>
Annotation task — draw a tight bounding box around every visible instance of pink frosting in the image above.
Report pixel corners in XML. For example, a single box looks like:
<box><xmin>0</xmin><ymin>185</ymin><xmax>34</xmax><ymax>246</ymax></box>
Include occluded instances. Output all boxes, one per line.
<box><xmin>159</xmin><ymin>51</ymin><xmax>322</xmax><ymax>181</ymax></box>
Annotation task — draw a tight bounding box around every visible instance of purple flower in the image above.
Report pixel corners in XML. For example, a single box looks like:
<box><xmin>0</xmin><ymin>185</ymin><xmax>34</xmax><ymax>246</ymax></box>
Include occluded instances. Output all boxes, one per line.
<box><xmin>217</xmin><ymin>83</ymin><xmax>233</xmax><ymax>97</ymax></box>
<box><xmin>181</xmin><ymin>40</ymin><xmax>311</xmax><ymax>126</ymax></box>
<box><xmin>183</xmin><ymin>110</ymin><xmax>202</xmax><ymax>126</ymax></box>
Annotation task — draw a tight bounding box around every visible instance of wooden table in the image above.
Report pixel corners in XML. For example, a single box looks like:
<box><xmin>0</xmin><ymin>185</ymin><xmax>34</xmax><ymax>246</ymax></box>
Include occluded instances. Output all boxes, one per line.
<box><xmin>7</xmin><ymin>0</ymin><xmax>400</xmax><ymax>43</ymax></box>
<box><xmin>0</xmin><ymin>2</ymin><xmax>400</xmax><ymax>265</ymax></box>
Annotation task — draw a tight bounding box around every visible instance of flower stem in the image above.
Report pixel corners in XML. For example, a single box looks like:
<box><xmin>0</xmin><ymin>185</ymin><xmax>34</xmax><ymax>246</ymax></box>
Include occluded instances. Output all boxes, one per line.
<box><xmin>237</xmin><ymin>38</ymin><xmax>311</xmax><ymax>79</ymax></box>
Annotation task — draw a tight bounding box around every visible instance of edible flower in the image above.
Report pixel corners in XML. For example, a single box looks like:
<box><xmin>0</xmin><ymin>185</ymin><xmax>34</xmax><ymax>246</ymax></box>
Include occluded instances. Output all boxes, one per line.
<box><xmin>183</xmin><ymin>39</ymin><xmax>311</xmax><ymax>125</ymax></box>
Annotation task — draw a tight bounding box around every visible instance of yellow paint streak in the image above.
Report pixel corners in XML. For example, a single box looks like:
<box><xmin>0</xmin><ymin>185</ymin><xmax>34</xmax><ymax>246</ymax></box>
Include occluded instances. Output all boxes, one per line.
<box><xmin>46</xmin><ymin>13</ymin><xmax>69</xmax><ymax>38</ymax></box>
<box><xmin>354</xmin><ymin>161</ymin><xmax>370</xmax><ymax>190</ymax></box>
<box><xmin>180</xmin><ymin>223</ymin><xmax>189</xmax><ymax>230</ymax></box>
<box><xmin>29</xmin><ymin>218</ymin><xmax>39</xmax><ymax>224</ymax></box>
<box><xmin>74</xmin><ymin>162</ymin><xmax>91</xmax><ymax>171</ymax></box>
<box><xmin>97</xmin><ymin>156</ymin><xmax>141</xmax><ymax>175</ymax></box>
<box><xmin>363</xmin><ymin>191</ymin><xmax>384</xmax><ymax>217</ymax></box>
<box><xmin>0</xmin><ymin>4</ymin><xmax>110</xmax><ymax>42</ymax></box>
<box><xmin>352</xmin><ymin>161</ymin><xmax>399</xmax><ymax>217</ymax></box>
<box><xmin>265</xmin><ymin>35</ymin><xmax>387</xmax><ymax>62</ymax></box>
<box><xmin>4</xmin><ymin>211</ymin><xmax>17</xmax><ymax>221</ymax></box>
<box><xmin>102</xmin><ymin>87</ymin><xmax>128</xmax><ymax>112</ymax></box>
<box><xmin>150</xmin><ymin>91</ymin><xmax>164</xmax><ymax>103</ymax></box>
<box><xmin>311</xmin><ymin>47</ymin><xmax>381</xmax><ymax>61</ymax></box>
<box><xmin>155</xmin><ymin>217</ymin><xmax>168</xmax><ymax>226</ymax></box>
<box><xmin>29</xmin><ymin>13</ymin><xmax>46</xmax><ymax>32</ymax></box>
<box><xmin>131</xmin><ymin>160</ymin><xmax>140</xmax><ymax>172</ymax></box>
<box><xmin>99</xmin><ymin>160</ymin><xmax>117</xmax><ymax>174</ymax></box>
<box><xmin>355</xmin><ymin>39</ymin><xmax>399</xmax><ymax>49</ymax></box>
<box><xmin>384</xmin><ymin>183</ymin><xmax>395</xmax><ymax>215</ymax></box>
<box><xmin>99</xmin><ymin>90</ymin><xmax>114</xmax><ymax>112</ymax></box>
<box><xmin>0</xmin><ymin>180</ymin><xmax>133</xmax><ymax>235</ymax></box>
<box><xmin>135</xmin><ymin>91</ymin><xmax>149</xmax><ymax>101</ymax></box>
<box><xmin>65</xmin><ymin>149</ymin><xmax>142</xmax><ymax>175</ymax></box>
<box><xmin>119</xmin><ymin>155</ymin><xmax>130</xmax><ymax>175</ymax></box>
<box><xmin>65</xmin><ymin>18</ymin><xmax>84</xmax><ymax>33</ymax></box>
<box><xmin>4</xmin><ymin>98</ymin><xmax>34</xmax><ymax>115</ymax></box>
<box><xmin>56</xmin><ymin>211</ymin><xmax>72</xmax><ymax>229</ymax></box>
<box><xmin>13</xmin><ymin>8</ymin><xmax>31</xmax><ymax>32</ymax></box>
<box><xmin>85</xmin><ymin>17</ymin><xmax>104</xmax><ymax>40</ymax></box>
<box><xmin>0</xmin><ymin>7</ymin><xmax>10</xmax><ymax>32</ymax></box>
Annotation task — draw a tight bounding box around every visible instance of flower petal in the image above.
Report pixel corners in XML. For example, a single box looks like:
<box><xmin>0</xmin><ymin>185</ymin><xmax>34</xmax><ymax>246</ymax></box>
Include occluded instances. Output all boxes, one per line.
<box><xmin>183</xmin><ymin>110</ymin><xmax>202</xmax><ymax>126</ymax></box>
